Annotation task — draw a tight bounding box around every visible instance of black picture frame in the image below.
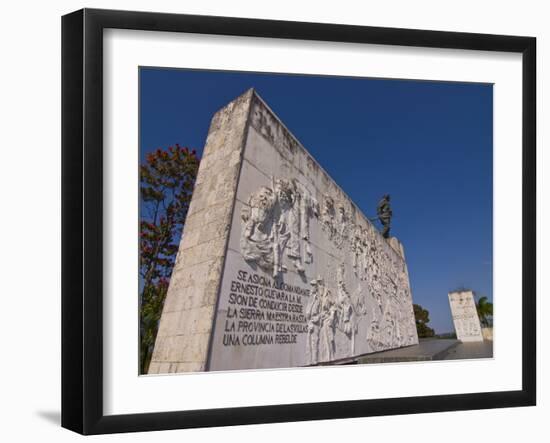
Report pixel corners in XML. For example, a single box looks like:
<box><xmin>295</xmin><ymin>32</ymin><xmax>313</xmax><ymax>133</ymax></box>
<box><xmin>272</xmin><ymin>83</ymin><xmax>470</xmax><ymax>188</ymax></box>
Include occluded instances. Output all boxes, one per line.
<box><xmin>62</xmin><ymin>8</ymin><xmax>536</xmax><ymax>435</ymax></box>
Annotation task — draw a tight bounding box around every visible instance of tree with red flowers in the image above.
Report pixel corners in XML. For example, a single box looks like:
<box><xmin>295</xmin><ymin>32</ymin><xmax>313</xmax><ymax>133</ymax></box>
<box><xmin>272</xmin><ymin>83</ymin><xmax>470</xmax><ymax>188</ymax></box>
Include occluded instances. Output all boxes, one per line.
<box><xmin>140</xmin><ymin>144</ymin><xmax>200</xmax><ymax>374</ymax></box>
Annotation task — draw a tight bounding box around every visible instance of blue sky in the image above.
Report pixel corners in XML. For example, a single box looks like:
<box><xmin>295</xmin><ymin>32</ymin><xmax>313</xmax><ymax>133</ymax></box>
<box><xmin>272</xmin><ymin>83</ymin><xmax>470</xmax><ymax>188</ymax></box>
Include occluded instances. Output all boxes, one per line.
<box><xmin>140</xmin><ymin>67</ymin><xmax>493</xmax><ymax>334</ymax></box>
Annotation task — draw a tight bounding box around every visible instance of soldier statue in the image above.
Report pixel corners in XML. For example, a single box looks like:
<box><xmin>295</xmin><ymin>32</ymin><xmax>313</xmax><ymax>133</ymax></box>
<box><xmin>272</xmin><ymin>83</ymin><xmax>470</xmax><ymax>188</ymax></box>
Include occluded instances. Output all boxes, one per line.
<box><xmin>377</xmin><ymin>194</ymin><xmax>392</xmax><ymax>239</ymax></box>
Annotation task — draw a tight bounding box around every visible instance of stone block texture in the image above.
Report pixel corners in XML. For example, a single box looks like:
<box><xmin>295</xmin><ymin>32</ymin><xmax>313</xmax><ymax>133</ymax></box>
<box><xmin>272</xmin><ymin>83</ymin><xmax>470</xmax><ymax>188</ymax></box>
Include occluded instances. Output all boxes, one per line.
<box><xmin>148</xmin><ymin>89</ymin><xmax>254</xmax><ymax>373</ymax></box>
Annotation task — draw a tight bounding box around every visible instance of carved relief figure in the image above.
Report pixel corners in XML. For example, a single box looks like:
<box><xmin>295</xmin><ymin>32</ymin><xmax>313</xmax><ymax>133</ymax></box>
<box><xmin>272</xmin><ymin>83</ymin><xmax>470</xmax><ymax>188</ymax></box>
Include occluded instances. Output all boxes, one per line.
<box><xmin>320</xmin><ymin>195</ymin><xmax>336</xmax><ymax>240</ymax></box>
<box><xmin>336</xmin><ymin>264</ymin><xmax>357</xmax><ymax>355</ymax></box>
<box><xmin>367</xmin><ymin>305</ymin><xmax>382</xmax><ymax>351</ymax></box>
<box><xmin>240</xmin><ymin>186</ymin><xmax>277</xmax><ymax>272</ymax></box>
<box><xmin>352</xmin><ymin>224</ymin><xmax>370</xmax><ymax>280</ymax></box>
<box><xmin>381</xmin><ymin>275</ymin><xmax>401</xmax><ymax>347</ymax></box>
<box><xmin>383</xmin><ymin>298</ymin><xmax>398</xmax><ymax>347</ymax></box>
<box><xmin>334</xmin><ymin>205</ymin><xmax>349</xmax><ymax>248</ymax></box>
<box><xmin>351</xmin><ymin>225</ymin><xmax>362</xmax><ymax>276</ymax></box>
<box><xmin>296</xmin><ymin>181</ymin><xmax>318</xmax><ymax>265</ymax></box>
<box><xmin>241</xmin><ymin>177</ymin><xmax>318</xmax><ymax>278</ymax></box>
<box><xmin>319</xmin><ymin>284</ymin><xmax>337</xmax><ymax>361</ymax></box>
<box><xmin>352</xmin><ymin>283</ymin><xmax>367</xmax><ymax>317</ymax></box>
<box><xmin>272</xmin><ymin>178</ymin><xmax>298</xmax><ymax>275</ymax></box>
<box><xmin>306</xmin><ymin>277</ymin><xmax>323</xmax><ymax>365</ymax></box>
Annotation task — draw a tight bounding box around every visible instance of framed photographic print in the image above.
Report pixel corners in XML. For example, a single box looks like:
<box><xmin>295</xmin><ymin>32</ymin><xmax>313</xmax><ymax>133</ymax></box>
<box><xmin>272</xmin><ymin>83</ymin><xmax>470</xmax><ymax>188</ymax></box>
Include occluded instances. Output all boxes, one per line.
<box><xmin>61</xmin><ymin>8</ymin><xmax>536</xmax><ymax>435</ymax></box>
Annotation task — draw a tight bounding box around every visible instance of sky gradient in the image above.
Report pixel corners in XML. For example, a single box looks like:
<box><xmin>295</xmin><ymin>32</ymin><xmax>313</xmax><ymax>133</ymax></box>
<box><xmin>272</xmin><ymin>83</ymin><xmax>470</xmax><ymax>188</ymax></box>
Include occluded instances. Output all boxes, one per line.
<box><xmin>140</xmin><ymin>67</ymin><xmax>493</xmax><ymax>334</ymax></box>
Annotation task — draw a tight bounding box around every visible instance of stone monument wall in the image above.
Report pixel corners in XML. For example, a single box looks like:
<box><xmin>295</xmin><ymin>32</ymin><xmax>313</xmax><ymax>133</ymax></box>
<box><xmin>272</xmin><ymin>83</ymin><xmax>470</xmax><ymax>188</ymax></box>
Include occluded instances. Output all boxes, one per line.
<box><xmin>149</xmin><ymin>89</ymin><xmax>419</xmax><ymax>374</ymax></box>
<box><xmin>448</xmin><ymin>290</ymin><xmax>483</xmax><ymax>342</ymax></box>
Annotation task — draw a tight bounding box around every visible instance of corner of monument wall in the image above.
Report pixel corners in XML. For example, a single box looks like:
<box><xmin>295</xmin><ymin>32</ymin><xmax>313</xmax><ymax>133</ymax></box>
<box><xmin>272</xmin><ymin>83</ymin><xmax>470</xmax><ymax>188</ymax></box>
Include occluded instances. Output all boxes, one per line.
<box><xmin>148</xmin><ymin>88</ymin><xmax>253</xmax><ymax>374</ymax></box>
<box><xmin>205</xmin><ymin>88</ymin><xmax>255</xmax><ymax>147</ymax></box>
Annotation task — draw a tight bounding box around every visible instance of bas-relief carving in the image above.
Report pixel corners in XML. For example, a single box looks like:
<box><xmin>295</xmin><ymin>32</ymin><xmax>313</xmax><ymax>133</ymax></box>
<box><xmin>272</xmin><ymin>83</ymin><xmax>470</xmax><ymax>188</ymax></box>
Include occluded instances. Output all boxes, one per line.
<box><xmin>240</xmin><ymin>174</ymin><xmax>417</xmax><ymax>364</ymax></box>
<box><xmin>352</xmin><ymin>224</ymin><xmax>370</xmax><ymax>280</ymax></box>
<box><xmin>320</xmin><ymin>195</ymin><xmax>337</xmax><ymax>240</ymax></box>
<box><xmin>240</xmin><ymin>177</ymin><xmax>318</xmax><ymax>278</ymax></box>
<box><xmin>336</xmin><ymin>264</ymin><xmax>358</xmax><ymax>355</ymax></box>
<box><xmin>305</xmin><ymin>277</ymin><xmax>323</xmax><ymax>365</ymax></box>
<box><xmin>306</xmin><ymin>266</ymin><xmax>359</xmax><ymax>364</ymax></box>
<box><xmin>240</xmin><ymin>185</ymin><xmax>276</xmax><ymax>272</ymax></box>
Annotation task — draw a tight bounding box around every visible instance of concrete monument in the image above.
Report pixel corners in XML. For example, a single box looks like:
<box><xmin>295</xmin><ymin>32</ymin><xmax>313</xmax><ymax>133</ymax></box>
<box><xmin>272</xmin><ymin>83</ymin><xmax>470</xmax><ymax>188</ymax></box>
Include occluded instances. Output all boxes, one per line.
<box><xmin>448</xmin><ymin>290</ymin><xmax>483</xmax><ymax>342</ymax></box>
<box><xmin>148</xmin><ymin>89</ymin><xmax>419</xmax><ymax>374</ymax></box>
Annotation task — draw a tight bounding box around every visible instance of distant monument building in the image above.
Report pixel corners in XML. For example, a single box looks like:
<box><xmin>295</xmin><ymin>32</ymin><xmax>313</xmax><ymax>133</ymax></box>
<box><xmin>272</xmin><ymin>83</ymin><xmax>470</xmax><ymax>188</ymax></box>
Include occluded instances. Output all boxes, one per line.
<box><xmin>148</xmin><ymin>89</ymin><xmax>419</xmax><ymax>374</ymax></box>
<box><xmin>448</xmin><ymin>290</ymin><xmax>483</xmax><ymax>342</ymax></box>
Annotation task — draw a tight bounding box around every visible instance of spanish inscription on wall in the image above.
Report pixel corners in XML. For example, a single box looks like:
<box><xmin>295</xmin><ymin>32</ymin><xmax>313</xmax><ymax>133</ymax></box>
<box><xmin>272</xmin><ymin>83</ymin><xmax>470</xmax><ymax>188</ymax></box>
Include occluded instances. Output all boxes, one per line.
<box><xmin>207</xmin><ymin>92</ymin><xmax>418</xmax><ymax>371</ymax></box>
<box><xmin>448</xmin><ymin>290</ymin><xmax>483</xmax><ymax>342</ymax></box>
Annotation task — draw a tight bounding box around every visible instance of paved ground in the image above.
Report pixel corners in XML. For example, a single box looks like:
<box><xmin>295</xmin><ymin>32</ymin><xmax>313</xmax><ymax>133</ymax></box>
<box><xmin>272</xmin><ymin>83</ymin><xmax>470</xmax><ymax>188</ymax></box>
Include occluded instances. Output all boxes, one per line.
<box><xmin>441</xmin><ymin>340</ymin><xmax>493</xmax><ymax>360</ymax></box>
<box><xmin>357</xmin><ymin>339</ymin><xmax>459</xmax><ymax>364</ymax></box>
<box><xmin>355</xmin><ymin>338</ymin><xmax>493</xmax><ymax>364</ymax></box>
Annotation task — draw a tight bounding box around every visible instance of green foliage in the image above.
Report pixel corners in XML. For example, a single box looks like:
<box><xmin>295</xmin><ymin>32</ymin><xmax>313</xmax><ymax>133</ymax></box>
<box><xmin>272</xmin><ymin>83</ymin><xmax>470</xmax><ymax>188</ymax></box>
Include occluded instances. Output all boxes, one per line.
<box><xmin>476</xmin><ymin>295</ymin><xmax>493</xmax><ymax>328</ymax></box>
<box><xmin>413</xmin><ymin>303</ymin><xmax>435</xmax><ymax>338</ymax></box>
<box><xmin>139</xmin><ymin>144</ymin><xmax>200</xmax><ymax>374</ymax></box>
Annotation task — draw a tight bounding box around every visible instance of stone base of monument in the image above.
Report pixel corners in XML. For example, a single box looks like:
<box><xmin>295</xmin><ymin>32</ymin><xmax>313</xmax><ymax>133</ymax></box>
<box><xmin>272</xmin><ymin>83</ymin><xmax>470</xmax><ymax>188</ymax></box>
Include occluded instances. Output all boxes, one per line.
<box><xmin>355</xmin><ymin>339</ymin><xmax>460</xmax><ymax>364</ymax></box>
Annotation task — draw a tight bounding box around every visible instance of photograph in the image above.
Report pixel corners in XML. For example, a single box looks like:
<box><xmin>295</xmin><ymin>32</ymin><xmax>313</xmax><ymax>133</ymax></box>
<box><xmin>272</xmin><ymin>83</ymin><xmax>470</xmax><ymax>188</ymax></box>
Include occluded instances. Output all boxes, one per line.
<box><xmin>0</xmin><ymin>0</ymin><xmax>543</xmax><ymax>440</ymax></box>
<box><xmin>139</xmin><ymin>68</ymin><xmax>494</xmax><ymax>375</ymax></box>
<box><xmin>57</xmin><ymin>4</ymin><xmax>537</xmax><ymax>437</ymax></box>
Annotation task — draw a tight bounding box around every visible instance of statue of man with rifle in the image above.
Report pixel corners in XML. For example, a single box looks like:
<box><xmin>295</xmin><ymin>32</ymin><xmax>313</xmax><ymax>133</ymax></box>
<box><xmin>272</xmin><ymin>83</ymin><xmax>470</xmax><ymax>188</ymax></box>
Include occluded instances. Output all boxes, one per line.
<box><xmin>376</xmin><ymin>194</ymin><xmax>392</xmax><ymax>239</ymax></box>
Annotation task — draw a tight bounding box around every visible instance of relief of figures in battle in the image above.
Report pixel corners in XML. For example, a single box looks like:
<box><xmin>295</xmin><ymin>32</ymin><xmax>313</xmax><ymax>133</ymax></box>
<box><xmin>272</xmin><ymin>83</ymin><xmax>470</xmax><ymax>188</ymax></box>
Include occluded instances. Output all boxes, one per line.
<box><xmin>240</xmin><ymin>177</ymin><xmax>417</xmax><ymax>364</ymax></box>
<box><xmin>240</xmin><ymin>177</ymin><xmax>318</xmax><ymax>278</ymax></box>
